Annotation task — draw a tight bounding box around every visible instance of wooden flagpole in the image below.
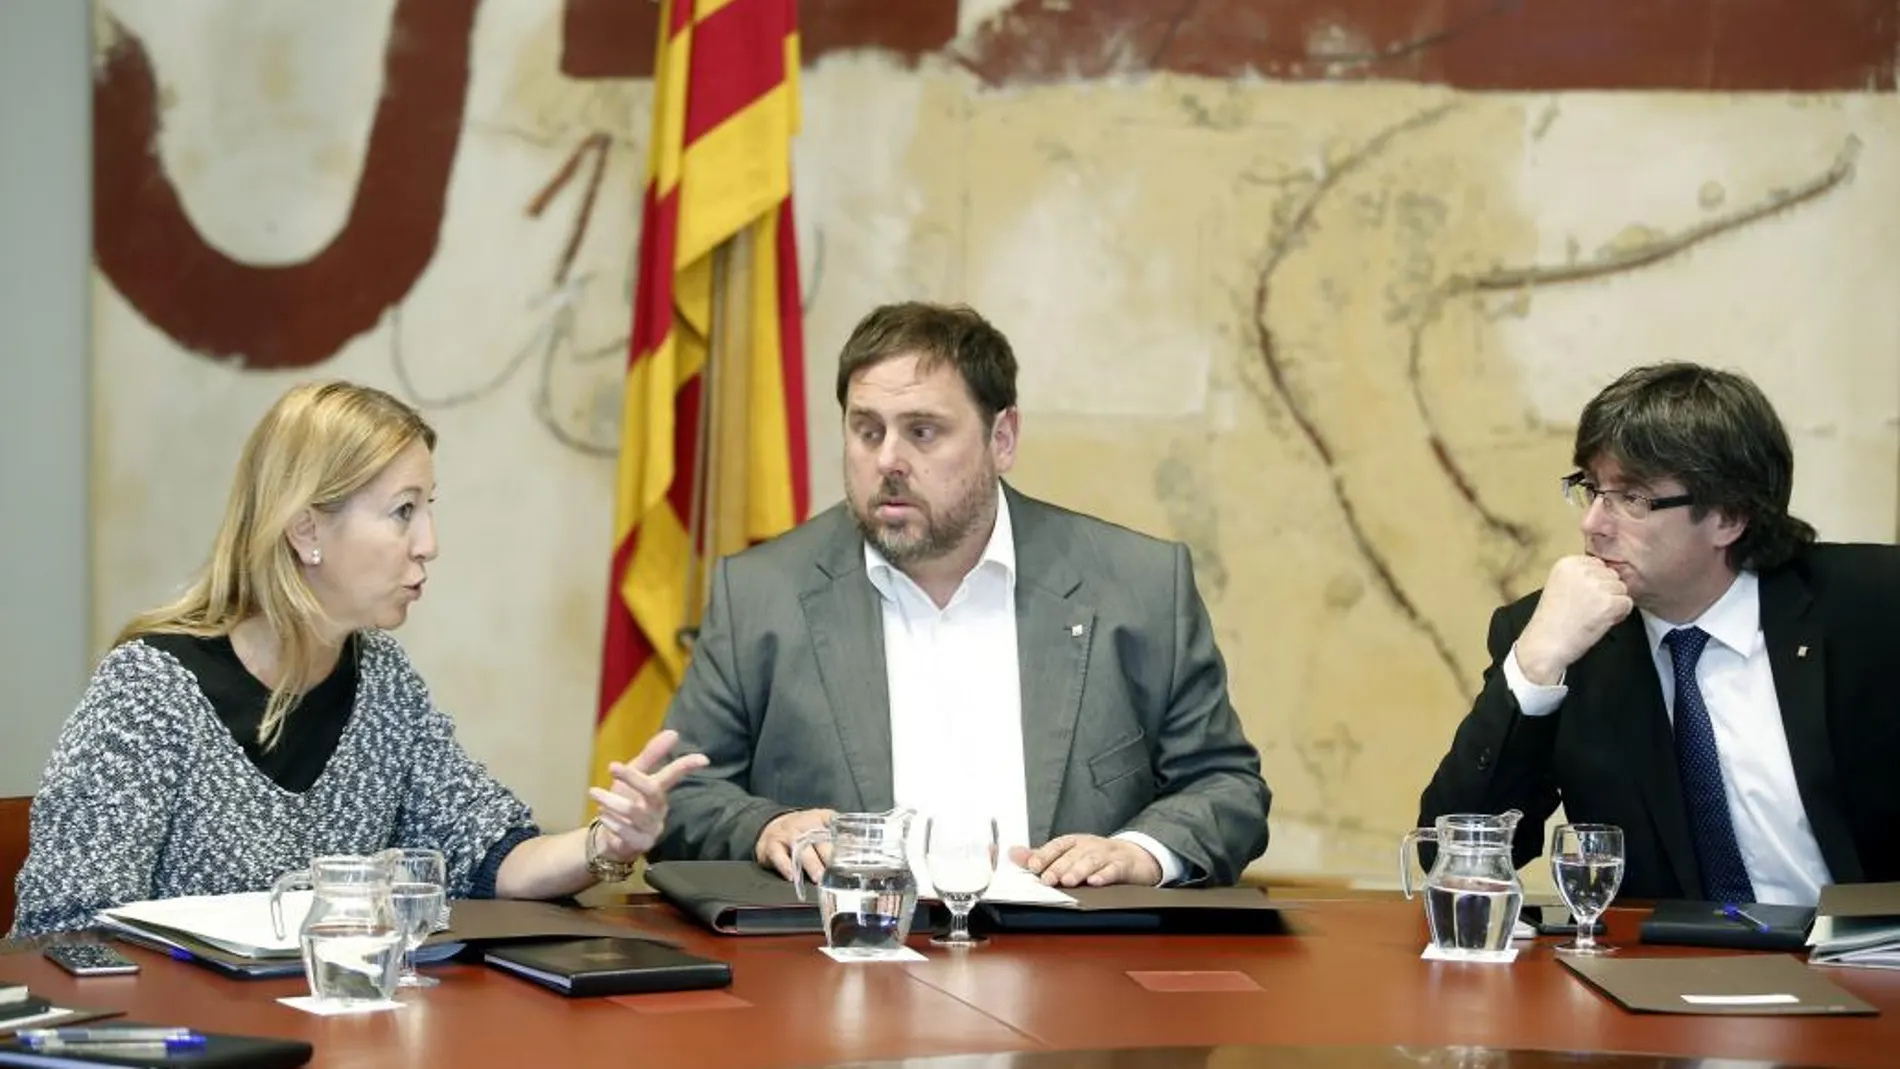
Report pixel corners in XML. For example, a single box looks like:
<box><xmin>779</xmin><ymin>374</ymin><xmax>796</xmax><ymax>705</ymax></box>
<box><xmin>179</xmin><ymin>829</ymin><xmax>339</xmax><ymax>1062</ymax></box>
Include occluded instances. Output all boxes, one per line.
<box><xmin>680</xmin><ymin>227</ymin><xmax>757</xmax><ymax>650</ymax></box>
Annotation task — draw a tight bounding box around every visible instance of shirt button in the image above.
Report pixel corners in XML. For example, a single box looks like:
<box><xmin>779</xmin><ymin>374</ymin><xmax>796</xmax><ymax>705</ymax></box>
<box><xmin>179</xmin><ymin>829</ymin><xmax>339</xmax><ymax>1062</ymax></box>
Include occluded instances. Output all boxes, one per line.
<box><xmin>1476</xmin><ymin>748</ymin><xmax>1493</xmax><ymax>770</ymax></box>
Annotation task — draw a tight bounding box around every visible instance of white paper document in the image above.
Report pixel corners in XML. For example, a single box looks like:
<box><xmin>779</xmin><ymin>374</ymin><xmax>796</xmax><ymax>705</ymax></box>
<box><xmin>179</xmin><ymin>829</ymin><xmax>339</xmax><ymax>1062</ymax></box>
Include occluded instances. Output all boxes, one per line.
<box><xmin>913</xmin><ymin>864</ymin><xmax>1077</xmax><ymax>907</ymax></box>
<box><xmin>98</xmin><ymin>890</ymin><xmax>310</xmax><ymax>959</ymax></box>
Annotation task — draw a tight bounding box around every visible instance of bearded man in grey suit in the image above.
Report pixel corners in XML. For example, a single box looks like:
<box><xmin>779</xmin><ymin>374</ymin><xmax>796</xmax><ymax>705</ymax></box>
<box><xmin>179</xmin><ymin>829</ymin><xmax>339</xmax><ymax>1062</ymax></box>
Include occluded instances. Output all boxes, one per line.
<box><xmin>652</xmin><ymin>301</ymin><xmax>1270</xmax><ymax>887</ymax></box>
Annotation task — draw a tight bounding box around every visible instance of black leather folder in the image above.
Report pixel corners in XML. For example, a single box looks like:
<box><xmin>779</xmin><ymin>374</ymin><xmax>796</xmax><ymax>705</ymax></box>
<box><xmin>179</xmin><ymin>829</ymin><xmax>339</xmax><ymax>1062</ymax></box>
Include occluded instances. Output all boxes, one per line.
<box><xmin>483</xmin><ymin>938</ymin><xmax>731</xmax><ymax>997</ymax></box>
<box><xmin>646</xmin><ymin>860</ymin><xmax>907</xmax><ymax>935</ymax></box>
<box><xmin>1638</xmin><ymin>900</ymin><xmax>1816</xmax><ymax>952</ymax></box>
<box><xmin>645</xmin><ymin>860</ymin><xmax>1289</xmax><ymax>936</ymax></box>
<box><xmin>978</xmin><ymin>885</ymin><xmax>1291</xmax><ymax>935</ymax></box>
<box><xmin>0</xmin><ymin>1028</ymin><xmax>313</xmax><ymax>1068</ymax></box>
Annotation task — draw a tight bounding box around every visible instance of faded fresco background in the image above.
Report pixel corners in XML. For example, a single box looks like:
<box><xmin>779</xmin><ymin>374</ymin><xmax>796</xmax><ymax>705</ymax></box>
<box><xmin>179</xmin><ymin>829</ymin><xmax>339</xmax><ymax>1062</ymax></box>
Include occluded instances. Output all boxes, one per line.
<box><xmin>90</xmin><ymin>0</ymin><xmax>1900</xmax><ymax>885</ymax></box>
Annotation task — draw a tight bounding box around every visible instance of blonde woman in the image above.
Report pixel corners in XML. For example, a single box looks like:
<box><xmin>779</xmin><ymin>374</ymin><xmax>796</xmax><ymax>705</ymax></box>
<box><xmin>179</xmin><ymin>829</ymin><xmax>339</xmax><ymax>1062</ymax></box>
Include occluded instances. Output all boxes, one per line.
<box><xmin>10</xmin><ymin>382</ymin><xmax>703</xmax><ymax>937</ymax></box>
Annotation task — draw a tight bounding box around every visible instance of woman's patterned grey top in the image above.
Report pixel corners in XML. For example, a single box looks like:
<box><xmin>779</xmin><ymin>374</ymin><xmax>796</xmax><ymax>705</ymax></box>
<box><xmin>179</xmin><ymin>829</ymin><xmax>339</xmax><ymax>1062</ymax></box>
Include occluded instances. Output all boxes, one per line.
<box><xmin>10</xmin><ymin>630</ymin><xmax>537</xmax><ymax>937</ymax></box>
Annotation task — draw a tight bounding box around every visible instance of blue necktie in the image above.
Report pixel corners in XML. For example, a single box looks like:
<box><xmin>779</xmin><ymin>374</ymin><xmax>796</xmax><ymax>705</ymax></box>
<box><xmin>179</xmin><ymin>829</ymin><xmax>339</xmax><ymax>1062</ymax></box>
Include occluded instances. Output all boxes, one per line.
<box><xmin>1662</xmin><ymin>627</ymin><xmax>1755</xmax><ymax>903</ymax></box>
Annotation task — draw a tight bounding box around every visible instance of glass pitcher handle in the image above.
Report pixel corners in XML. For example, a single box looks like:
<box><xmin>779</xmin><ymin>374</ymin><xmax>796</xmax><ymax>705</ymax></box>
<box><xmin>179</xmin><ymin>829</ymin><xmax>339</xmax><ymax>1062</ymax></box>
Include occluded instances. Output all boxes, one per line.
<box><xmin>1397</xmin><ymin>829</ymin><xmax>1438</xmax><ymax>900</ymax></box>
<box><xmin>269</xmin><ymin>868</ymin><xmax>312</xmax><ymax>940</ymax></box>
<box><xmin>789</xmin><ymin>830</ymin><xmax>831</xmax><ymax>902</ymax></box>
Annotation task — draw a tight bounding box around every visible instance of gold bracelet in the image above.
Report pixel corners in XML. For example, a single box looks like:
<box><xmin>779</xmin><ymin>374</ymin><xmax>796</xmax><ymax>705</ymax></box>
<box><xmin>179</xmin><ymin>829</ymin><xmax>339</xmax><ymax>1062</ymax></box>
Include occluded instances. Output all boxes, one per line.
<box><xmin>585</xmin><ymin>817</ymin><xmax>638</xmax><ymax>882</ymax></box>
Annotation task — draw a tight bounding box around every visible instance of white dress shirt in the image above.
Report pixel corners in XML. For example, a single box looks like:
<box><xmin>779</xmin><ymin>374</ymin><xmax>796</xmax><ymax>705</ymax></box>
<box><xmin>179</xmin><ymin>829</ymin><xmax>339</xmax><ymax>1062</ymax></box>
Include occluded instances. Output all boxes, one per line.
<box><xmin>868</xmin><ymin>487</ymin><xmax>1183</xmax><ymax>884</ymax></box>
<box><xmin>1505</xmin><ymin>571</ymin><xmax>1832</xmax><ymax>905</ymax></box>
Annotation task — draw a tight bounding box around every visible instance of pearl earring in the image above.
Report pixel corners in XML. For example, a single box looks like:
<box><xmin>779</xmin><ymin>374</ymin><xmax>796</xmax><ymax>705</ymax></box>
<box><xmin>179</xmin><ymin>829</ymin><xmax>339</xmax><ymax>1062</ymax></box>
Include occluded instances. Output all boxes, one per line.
<box><xmin>310</xmin><ymin>548</ymin><xmax>321</xmax><ymax>565</ymax></box>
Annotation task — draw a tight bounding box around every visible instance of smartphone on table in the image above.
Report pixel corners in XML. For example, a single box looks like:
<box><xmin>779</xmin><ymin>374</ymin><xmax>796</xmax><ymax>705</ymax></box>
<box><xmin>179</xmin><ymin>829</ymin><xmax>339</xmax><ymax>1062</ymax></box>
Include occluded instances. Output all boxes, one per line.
<box><xmin>42</xmin><ymin>943</ymin><xmax>141</xmax><ymax>977</ymax></box>
<box><xmin>1530</xmin><ymin>904</ymin><xmax>1604</xmax><ymax>936</ymax></box>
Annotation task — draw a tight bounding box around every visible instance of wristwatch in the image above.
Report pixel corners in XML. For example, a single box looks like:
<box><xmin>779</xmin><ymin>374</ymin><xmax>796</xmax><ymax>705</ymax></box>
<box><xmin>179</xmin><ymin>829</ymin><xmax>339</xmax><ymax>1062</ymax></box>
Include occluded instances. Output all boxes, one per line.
<box><xmin>585</xmin><ymin>817</ymin><xmax>638</xmax><ymax>883</ymax></box>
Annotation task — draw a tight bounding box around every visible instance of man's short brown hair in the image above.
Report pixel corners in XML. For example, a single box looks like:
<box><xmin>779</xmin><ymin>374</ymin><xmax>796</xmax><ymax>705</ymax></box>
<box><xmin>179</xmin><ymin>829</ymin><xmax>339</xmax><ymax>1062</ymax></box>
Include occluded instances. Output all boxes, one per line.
<box><xmin>835</xmin><ymin>302</ymin><xmax>1018</xmax><ymax>426</ymax></box>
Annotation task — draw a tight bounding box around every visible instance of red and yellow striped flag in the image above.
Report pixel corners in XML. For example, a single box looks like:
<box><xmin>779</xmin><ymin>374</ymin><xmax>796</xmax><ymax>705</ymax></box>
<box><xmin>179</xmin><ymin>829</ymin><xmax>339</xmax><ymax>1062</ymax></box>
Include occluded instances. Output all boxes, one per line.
<box><xmin>593</xmin><ymin>0</ymin><xmax>809</xmax><ymax>790</ymax></box>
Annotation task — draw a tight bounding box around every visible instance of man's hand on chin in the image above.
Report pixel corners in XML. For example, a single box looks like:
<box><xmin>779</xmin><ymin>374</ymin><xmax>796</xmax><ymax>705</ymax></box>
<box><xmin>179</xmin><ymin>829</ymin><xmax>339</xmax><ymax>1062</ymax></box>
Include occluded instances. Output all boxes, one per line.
<box><xmin>1010</xmin><ymin>835</ymin><xmax>1162</xmax><ymax>887</ymax></box>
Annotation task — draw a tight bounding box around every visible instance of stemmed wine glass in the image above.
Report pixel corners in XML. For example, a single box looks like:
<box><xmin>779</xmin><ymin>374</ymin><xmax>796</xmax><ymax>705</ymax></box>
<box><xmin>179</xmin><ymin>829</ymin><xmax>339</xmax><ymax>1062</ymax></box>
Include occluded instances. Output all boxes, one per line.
<box><xmin>385</xmin><ymin>847</ymin><xmax>447</xmax><ymax>988</ymax></box>
<box><xmin>925</xmin><ymin>813</ymin><xmax>998</xmax><ymax>948</ymax></box>
<box><xmin>1549</xmin><ymin>823</ymin><xmax>1624</xmax><ymax>955</ymax></box>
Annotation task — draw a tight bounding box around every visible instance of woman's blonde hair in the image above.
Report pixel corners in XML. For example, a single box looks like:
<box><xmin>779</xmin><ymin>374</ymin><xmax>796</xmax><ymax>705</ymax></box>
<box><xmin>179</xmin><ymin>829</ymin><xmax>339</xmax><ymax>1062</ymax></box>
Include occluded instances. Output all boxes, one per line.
<box><xmin>119</xmin><ymin>381</ymin><xmax>436</xmax><ymax>748</ymax></box>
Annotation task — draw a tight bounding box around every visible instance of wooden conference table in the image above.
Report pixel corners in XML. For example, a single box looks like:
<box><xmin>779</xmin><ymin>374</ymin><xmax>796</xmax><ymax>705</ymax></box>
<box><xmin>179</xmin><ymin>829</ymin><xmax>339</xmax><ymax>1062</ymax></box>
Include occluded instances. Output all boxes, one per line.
<box><xmin>3</xmin><ymin>892</ymin><xmax>1897</xmax><ymax>1069</ymax></box>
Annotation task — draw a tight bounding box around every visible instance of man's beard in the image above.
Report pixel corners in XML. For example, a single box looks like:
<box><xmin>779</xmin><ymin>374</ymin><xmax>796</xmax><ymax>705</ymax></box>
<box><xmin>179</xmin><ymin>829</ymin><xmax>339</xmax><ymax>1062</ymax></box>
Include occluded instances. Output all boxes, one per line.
<box><xmin>850</xmin><ymin>468</ymin><xmax>996</xmax><ymax>567</ymax></box>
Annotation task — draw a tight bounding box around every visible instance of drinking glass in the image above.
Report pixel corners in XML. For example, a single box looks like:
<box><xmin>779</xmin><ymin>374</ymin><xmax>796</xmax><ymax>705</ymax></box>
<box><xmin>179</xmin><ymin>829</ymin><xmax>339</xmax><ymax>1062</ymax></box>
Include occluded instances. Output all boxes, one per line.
<box><xmin>925</xmin><ymin>813</ymin><xmax>998</xmax><ymax>948</ymax></box>
<box><xmin>1549</xmin><ymin>824</ymin><xmax>1624</xmax><ymax>955</ymax></box>
<box><xmin>384</xmin><ymin>847</ymin><xmax>447</xmax><ymax>988</ymax></box>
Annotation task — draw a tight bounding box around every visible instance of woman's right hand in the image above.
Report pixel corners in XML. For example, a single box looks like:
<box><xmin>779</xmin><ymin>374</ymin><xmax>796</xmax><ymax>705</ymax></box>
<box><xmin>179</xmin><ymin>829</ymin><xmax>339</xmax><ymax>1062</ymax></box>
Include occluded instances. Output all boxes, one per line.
<box><xmin>586</xmin><ymin>728</ymin><xmax>709</xmax><ymax>861</ymax></box>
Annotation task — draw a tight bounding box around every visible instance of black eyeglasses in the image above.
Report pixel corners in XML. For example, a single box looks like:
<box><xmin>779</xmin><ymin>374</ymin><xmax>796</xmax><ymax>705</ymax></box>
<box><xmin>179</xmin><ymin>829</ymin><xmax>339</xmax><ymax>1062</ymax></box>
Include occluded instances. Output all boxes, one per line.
<box><xmin>1560</xmin><ymin>471</ymin><xmax>1694</xmax><ymax>520</ymax></box>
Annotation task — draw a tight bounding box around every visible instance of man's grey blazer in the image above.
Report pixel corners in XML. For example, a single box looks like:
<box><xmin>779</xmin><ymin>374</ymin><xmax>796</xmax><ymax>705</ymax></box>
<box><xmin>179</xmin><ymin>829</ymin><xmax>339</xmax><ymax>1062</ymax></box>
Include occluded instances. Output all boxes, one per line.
<box><xmin>652</xmin><ymin>484</ymin><xmax>1272</xmax><ymax>885</ymax></box>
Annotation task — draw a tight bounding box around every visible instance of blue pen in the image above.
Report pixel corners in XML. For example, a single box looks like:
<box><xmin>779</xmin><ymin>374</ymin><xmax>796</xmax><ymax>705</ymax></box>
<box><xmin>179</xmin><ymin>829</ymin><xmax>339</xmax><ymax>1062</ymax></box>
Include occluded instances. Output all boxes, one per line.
<box><xmin>1720</xmin><ymin>903</ymin><xmax>1772</xmax><ymax>933</ymax></box>
<box><xmin>19</xmin><ymin>1027</ymin><xmax>202</xmax><ymax>1044</ymax></box>
<box><xmin>21</xmin><ymin>1036</ymin><xmax>207</xmax><ymax>1055</ymax></box>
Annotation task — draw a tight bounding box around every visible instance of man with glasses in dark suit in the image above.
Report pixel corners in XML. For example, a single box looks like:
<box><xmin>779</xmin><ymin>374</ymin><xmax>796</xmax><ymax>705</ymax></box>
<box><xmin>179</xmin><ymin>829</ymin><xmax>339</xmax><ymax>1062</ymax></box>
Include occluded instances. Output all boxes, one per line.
<box><xmin>1419</xmin><ymin>362</ymin><xmax>1900</xmax><ymax>906</ymax></box>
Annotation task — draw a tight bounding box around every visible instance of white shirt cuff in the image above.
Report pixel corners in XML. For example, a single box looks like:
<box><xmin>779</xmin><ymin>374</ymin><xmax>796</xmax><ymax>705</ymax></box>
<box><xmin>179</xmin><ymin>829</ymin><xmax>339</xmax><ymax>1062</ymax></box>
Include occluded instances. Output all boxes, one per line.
<box><xmin>1114</xmin><ymin>830</ymin><xmax>1186</xmax><ymax>886</ymax></box>
<box><xmin>1503</xmin><ymin>644</ymin><xmax>1567</xmax><ymax>718</ymax></box>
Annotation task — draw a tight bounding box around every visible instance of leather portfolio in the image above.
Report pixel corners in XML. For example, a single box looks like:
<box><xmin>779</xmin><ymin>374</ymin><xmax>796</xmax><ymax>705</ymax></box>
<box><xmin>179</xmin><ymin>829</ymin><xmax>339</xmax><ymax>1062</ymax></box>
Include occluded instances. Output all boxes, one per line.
<box><xmin>645</xmin><ymin>860</ymin><xmax>1288</xmax><ymax>936</ymax></box>
<box><xmin>484</xmin><ymin>937</ymin><xmax>732</xmax><ymax>997</ymax></box>
<box><xmin>645</xmin><ymin>860</ymin><xmax>894</xmax><ymax>935</ymax></box>
<box><xmin>0</xmin><ymin>1029</ymin><xmax>312</xmax><ymax>1068</ymax></box>
<box><xmin>978</xmin><ymin>884</ymin><xmax>1290</xmax><ymax>935</ymax></box>
<box><xmin>1638</xmin><ymin>900</ymin><xmax>1815</xmax><ymax>952</ymax></box>
<box><xmin>1559</xmin><ymin>952</ymin><xmax>1875</xmax><ymax>1016</ymax></box>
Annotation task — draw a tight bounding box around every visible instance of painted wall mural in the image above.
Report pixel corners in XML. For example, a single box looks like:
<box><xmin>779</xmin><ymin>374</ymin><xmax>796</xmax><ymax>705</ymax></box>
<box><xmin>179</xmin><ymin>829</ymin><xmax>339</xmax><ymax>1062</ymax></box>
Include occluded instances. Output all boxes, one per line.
<box><xmin>95</xmin><ymin>0</ymin><xmax>478</xmax><ymax>371</ymax></box>
<box><xmin>92</xmin><ymin>0</ymin><xmax>1898</xmax><ymax>884</ymax></box>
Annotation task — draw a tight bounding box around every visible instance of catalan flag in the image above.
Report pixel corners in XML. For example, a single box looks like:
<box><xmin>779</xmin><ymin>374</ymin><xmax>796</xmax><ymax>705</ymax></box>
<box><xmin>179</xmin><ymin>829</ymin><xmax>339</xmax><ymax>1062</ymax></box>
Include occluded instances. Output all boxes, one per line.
<box><xmin>592</xmin><ymin>0</ymin><xmax>809</xmax><ymax>792</ymax></box>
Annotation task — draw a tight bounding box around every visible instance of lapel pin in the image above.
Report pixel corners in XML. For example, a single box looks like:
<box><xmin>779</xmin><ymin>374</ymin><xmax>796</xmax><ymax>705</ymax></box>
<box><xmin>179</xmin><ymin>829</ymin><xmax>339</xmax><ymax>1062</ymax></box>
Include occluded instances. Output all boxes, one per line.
<box><xmin>1070</xmin><ymin>624</ymin><xmax>1086</xmax><ymax>637</ymax></box>
<box><xmin>1796</xmin><ymin>645</ymin><xmax>1809</xmax><ymax>659</ymax></box>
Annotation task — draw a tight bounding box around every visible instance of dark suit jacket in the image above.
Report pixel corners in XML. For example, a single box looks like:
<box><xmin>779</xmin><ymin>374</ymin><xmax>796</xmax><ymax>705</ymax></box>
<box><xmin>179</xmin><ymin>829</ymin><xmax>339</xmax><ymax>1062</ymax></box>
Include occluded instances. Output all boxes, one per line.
<box><xmin>653</xmin><ymin>485</ymin><xmax>1272</xmax><ymax>885</ymax></box>
<box><xmin>1418</xmin><ymin>543</ymin><xmax>1900</xmax><ymax>899</ymax></box>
